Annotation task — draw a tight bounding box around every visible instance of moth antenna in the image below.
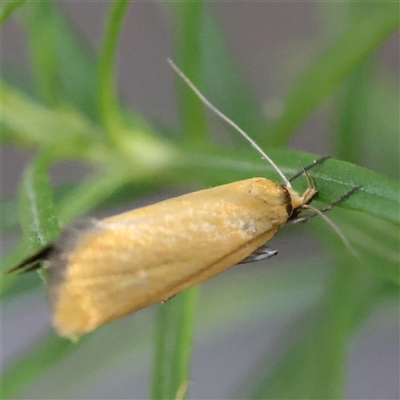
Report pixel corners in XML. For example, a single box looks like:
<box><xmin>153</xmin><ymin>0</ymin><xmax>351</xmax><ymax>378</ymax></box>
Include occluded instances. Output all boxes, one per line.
<box><xmin>288</xmin><ymin>156</ymin><xmax>330</xmax><ymax>182</ymax></box>
<box><xmin>302</xmin><ymin>204</ymin><xmax>359</xmax><ymax>258</ymax></box>
<box><xmin>167</xmin><ymin>58</ymin><xmax>291</xmax><ymax>188</ymax></box>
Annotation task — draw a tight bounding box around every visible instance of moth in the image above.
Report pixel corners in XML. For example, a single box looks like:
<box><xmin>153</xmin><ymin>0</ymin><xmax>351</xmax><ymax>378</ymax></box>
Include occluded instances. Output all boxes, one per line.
<box><xmin>9</xmin><ymin>60</ymin><xmax>356</xmax><ymax>338</ymax></box>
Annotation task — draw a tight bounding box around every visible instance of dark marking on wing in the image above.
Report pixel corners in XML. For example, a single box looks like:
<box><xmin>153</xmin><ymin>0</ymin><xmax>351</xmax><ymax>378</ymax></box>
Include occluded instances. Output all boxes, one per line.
<box><xmin>7</xmin><ymin>217</ymin><xmax>99</xmax><ymax>275</ymax></box>
<box><xmin>279</xmin><ymin>184</ymin><xmax>293</xmax><ymax>217</ymax></box>
<box><xmin>7</xmin><ymin>245</ymin><xmax>54</xmax><ymax>274</ymax></box>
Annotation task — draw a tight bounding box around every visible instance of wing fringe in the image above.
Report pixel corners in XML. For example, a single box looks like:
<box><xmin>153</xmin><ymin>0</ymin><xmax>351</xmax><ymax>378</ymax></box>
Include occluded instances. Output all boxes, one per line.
<box><xmin>7</xmin><ymin>245</ymin><xmax>53</xmax><ymax>274</ymax></box>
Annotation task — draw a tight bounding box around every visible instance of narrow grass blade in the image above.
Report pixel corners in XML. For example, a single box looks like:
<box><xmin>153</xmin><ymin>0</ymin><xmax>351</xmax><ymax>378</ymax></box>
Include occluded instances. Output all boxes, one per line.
<box><xmin>56</xmin><ymin>171</ymin><xmax>132</xmax><ymax>225</ymax></box>
<box><xmin>151</xmin><ymin>288</ymin><xmax>198</xmax><ymax>400</ymax></box>
<box><xmin>97</xmin><ymin>0</ymin><xmax>130</xmax><ymax>139</ymax></box>
<box><xmin>19</xmin><ymin>2</ymin><xmax>64</xmax><ymax>106</ymax></box>
<box><xmin>2</xmin><ymin>331</ymin><xmax>87</xmax><ymax>398</ymax></box>
<box><xmin>17</xmin><ymin>153</ymin><xmax>59</xmax><ymax>251</ymax></box>
<box><xmin>234</xmin><ymin>270</ymin><xmax>392</xmax><ymax>399</ymax></box>
<box><xmin>170</xmin><ymin>1</ymin><xmax>208</xmax><ymax>145</ymax></box>
<box><xmin>268</xmin><ymin>4</ymin><xmax>399</xmax><ymax>145</ymax></box>
<box><xmin>2</xmin><ymin>153</ymin><xmax>58</xmax><ymax>293</ymax></box>
<box><xmin>201</xmin><ymin>10</ymin><xmax>268</xmax><ymax>141</ymax></box>
<box><xmin>19</xmin><ymin>1</ymin><xmax>98</xmax><ymax>120</ymax></box>
<box><xmin>174</xmin><ymin>148</ymin><xmax>399</xmax><ymax>224</ymax></box>
<box><xmin>1</xmin><ymin>81</ymin><xmax>97</xmax><ymax>154</ymax></box>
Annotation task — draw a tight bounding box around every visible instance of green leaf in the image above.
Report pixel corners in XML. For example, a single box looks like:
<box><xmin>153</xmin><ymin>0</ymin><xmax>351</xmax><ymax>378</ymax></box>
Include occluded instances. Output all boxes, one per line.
<box><xmin>2</xmin><ymin>330</ymin><xmax>87</xmax><ymax>399</ymax></box>
<box><xmin>1</xmin><ymin>198</ymin><xmax>18</xmax><ymax>232</ymax></box>
<box><xmin>97</xmin><ymin>0</ymin><xmax>130</xmax><ymax>139</ymax></box>
<box><xmin>333</xmin><ymin>211</ymin><xmax>399</xmax><ymax>285</ymax></box>
<box><xmin>173</xmin><ymin>147</ymin><xmax>399</xmax><ymax>224</ymax></box>
<box><xmin>1</xmin><ymin>81</ymin><xmax>97</xmax><ymax>155</ymax></box>
<box><xmin>17</xmin><ymin>153</ymin><xmax>59</xmax><ymax>251</ymax></box>
<box><xmin>19</xmin><ymin>2</ymin><xmax>64</xmax><ymax>105</ymax></box>
<box><xmin>151</xmin><ymin>288</ymin><xmax>198</xmax><ymax>400</ymax></box>
<box><xmin>360</xmin><ymin>72</ymin><xmax>399</xmax><ymax>179</ymax></box>
<box><xmin>334</xmin><ymin>61</ymin><xmax>372</xmax><ymax>163</ymax></box>
<box><xmin>170</xmin><ymin>1</ymin><xmax>208</xmax><ymax>145</ymax></box>
<box><xmin>201</xmin><ymin>11</ymin><xmax>268</xmax><ymax>142</ymax></box>
<box><xmin>19</xmin><ymin>1</ymin><xmax>99</xmax><ymax>120</ymax></box>
<box><xmin>235</xmin><ymin>266</ymin><xmax>393</xmax><ymax>399</ymax></box>
<box><xmin>56</xmin><ymin>170</ymin><xmax>133</xmax><ymax>224</ymax></box>
<box><xmin>268</xmin><ymin>4</ymin><xmax>399</xmax><ymax>145</ymax></box>
<box><xmin>1</xmin><ymin>153</ymin><xmax>58</xmax><ymax>317</ymax></box>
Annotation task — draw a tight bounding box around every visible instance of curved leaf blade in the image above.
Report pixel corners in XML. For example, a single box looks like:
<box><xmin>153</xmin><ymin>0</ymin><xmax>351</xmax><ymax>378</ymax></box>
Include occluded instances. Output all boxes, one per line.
<box><xmin>174</xmin><ymin>148</ymin><xmax>399</xmax><ymax>224</ymax></box>
<box><xmin>268</xmin><ymin>4</ymin><xmax>399</xmax><ymax>145</ymax></box>
<box><xmin>17</xmin><ymin>153</ymin><xmax>59</xmax><ymax>251</ymax></box>
<box><xmin>2</xmin><ymin>331</ymin><xmax>85</xmax><ymax>399</ymax></box>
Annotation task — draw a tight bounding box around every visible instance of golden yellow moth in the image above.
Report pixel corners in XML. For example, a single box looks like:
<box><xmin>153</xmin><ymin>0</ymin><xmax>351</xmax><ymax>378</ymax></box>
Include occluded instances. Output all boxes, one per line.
<box><xmin>8</xmin><ymin>60</ymin><xmax>356</xmax><ymax>338</ymax></box>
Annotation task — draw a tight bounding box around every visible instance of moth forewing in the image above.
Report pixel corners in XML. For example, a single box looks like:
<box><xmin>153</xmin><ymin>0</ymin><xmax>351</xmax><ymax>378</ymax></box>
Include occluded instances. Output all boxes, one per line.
<box><xmin>46</xmin><ymin>178</ymin><xmax>295</xmax><ymax>337</ymax></box>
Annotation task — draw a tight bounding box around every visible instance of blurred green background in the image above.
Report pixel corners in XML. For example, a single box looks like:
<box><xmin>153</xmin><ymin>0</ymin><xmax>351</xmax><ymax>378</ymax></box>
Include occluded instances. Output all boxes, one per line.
<box><xmin>2</xmin><ymin>2</ymin><xmax>399</xmax><ymax>399</ymax></box>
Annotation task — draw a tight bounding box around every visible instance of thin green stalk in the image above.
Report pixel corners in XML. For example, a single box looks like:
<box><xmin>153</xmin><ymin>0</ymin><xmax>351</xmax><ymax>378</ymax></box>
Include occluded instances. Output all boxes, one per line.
<box><xmin>268</xmin><ymin>4</ymin><xmax>399</xmax><ymax>146</ymax></box>
<box><xmin>309</xmin><ymin>258</ymin><xmax>356</xmax><ymax>398</ymax></box>
<box><xmin>1</xmin><ymin>331</ymin><xmax>83</xmax><ymax>399</ymax></box>
<box><xmin>150</xmin><ymin>5</ymin><xmax>207</xmax><ymax>397</ymax></box>
<box><xmin>97</xmin><ymin>0</ymin><xmax>130</xmax><ymax>141</ymax></box>
<box><xmin>171</xmin><ymin>288</ymin><xmax>198</xmax><ymax>394</ymax></box>
<box><xmin>246</xmin><ymin>264</ymin><xmax>388</xmax><ymax>399</ymax></box>
<box><xmin>22</xmin><ymin>2</ymin><xmax>63</xmax><ymax>106</ymax></box>
<box><xmin>56</xmin><ymin>170</ymin><xmax>132</xmax><ymax>225</ymax></box>
<box><xmin>151</xmin><ymin>287</ymin><xmax>198</xmax><ymax>400</ymax></box>
<box><xmin>334</xmin><ymin>62</ymin><xmax>371</xmax><ymax>163</ymax></box>
<box><xmin>171</xmin><ymin>1</ymin><xmax>208</xmax><ymax>145</ymax></box>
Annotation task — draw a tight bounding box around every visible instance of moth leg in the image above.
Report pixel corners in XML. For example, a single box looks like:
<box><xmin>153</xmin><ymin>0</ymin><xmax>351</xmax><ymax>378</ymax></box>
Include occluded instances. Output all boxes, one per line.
<box><xmin>236</xmin><ymin>244</ymin><xmax>277</xmax><ymax>265</ymax></box>
<box><xmin>161</xmin><ymin>294</ymin><xmax>176</xmax><ymax>303</ymax></box>
<box><xmin>290</xmin><ymin>186</ymin><xmax>359</xmax><ymax>224</ymax></box>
